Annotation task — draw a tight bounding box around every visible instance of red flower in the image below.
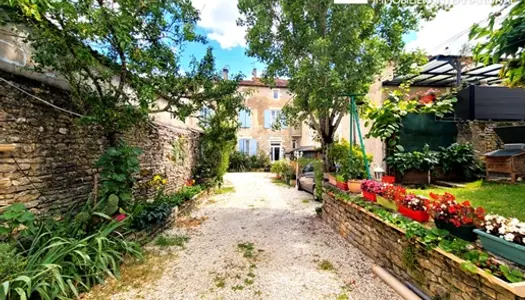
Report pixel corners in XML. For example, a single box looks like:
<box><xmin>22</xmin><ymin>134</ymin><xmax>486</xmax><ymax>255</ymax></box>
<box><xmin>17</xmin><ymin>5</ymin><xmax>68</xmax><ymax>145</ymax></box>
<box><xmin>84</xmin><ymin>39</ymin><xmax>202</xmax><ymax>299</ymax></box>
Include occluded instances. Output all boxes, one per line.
<box><xmin>113</xmin><ymin>214</ymin><xmax>127</xmax><ymax>222</ymax></box>
<box><xmin>448</xmin><ymin>206</ymin><xmax>456</xmax><ymax>214</ymax></box>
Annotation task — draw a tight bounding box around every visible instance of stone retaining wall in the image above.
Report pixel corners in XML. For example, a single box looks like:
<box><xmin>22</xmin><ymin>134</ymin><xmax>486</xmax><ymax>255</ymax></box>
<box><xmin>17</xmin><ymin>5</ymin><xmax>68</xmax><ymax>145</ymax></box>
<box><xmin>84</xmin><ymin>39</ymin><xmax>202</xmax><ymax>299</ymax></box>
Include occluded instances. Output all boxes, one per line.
<box><xmin>322</xmin><ymin>192</ymin><xmax>524</xmax><ymax>300</ymax></box>
<box><xmin>0</xmin><ymin>71</ymin><xmax>200</xmax><ymax>213</ymax></box>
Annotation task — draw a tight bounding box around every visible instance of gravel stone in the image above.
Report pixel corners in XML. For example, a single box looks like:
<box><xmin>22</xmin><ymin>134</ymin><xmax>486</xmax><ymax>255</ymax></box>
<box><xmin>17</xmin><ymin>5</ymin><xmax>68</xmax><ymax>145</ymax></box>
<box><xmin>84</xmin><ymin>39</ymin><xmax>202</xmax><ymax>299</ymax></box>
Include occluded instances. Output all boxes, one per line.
<box><xmin>109</xmin><ymin>172</ymin><xmax>402</xmax><ymax>300</ymax></box>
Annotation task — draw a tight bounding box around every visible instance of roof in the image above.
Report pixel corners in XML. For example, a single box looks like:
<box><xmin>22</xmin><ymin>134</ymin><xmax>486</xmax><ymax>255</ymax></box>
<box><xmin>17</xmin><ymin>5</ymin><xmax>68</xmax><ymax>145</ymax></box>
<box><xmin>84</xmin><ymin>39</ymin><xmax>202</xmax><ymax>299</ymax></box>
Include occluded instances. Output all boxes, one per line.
<box><xmin>383</xmin><ymin>55</ymin><xmax>504</xmax><ymax>87</ymax></box>
<box><xmin>239</xmin><ymin>77</ymin><xmax>288</xmax><ymax>88</ymax></box>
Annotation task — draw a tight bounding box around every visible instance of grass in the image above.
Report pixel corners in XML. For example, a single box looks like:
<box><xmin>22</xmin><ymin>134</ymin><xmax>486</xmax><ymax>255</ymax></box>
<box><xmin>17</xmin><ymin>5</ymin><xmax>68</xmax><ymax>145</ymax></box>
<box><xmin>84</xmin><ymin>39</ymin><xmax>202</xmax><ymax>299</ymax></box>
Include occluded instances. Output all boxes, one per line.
<box><xmin>237</xmin><ymin>242</ymin><xmax>256</xmax><ymax>258</ymax></box>
<box><xmin>407</xmin><ymin>180</ymin><xmax>525</xmax><ymax>220</ymax></box>
<box><xmin>155</xmin><ymin>234</ymin><xmax>189</xmax><ymax>248</ymax></box>
<box><xmin>317</xmin><ymin>259</ymin><xmax>335</xmax><ymax>271</ymax></box>
<box><xmin>214</xmin><ymin>275</ymin><xmax>226</xmax><ymax>288</ymax></box>
<box><xmin>302</xmin><ymin>199</ymin><xmax>310</xmax><ymax>204</ymax></box>
<box><xmin>271</xmin><ymin>178</ymin><xmax>291</xmax><ymax>188</ymax></box>
<box><xmin>215</xmin><ymin>186</ymin><xmax>235</xmax><ymax>194</ymax></box>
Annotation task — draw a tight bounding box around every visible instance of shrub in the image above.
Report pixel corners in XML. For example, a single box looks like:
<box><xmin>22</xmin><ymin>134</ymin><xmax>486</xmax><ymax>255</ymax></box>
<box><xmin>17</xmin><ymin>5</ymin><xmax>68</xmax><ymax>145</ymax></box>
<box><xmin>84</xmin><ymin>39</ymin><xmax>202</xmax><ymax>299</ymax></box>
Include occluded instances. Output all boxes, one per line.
<box><xmin>0</xmin><ymin>242</ymin><xmax>26</xmax><ymax>282</ymax></box>
<box><xmin>228</xmin><ymin>151</ymin><xmax>253</xmax><ymax>172</ymax></box>
<box><xmin>385</xmin><ymin>144</ymin><xmax>439</xmax><ymax>174</ymax></box>
<box><xmin>328</xmin><ymin>139</ymin><xmax>372</xmax><ymax>180</ymax></box>
<box><xmin>270</xmin><ymin>160</ymin><xmax>289</xmax><ymax>177</ymax></box>
<box><xmin>438</xmin><ymin>143</ymin><xmax>481</xmax><ymax>180</ymax></box>
<box><xmin>131</xmin><ymin>202</ymin><xmax>173</xmax><ymax>231</ymax></box>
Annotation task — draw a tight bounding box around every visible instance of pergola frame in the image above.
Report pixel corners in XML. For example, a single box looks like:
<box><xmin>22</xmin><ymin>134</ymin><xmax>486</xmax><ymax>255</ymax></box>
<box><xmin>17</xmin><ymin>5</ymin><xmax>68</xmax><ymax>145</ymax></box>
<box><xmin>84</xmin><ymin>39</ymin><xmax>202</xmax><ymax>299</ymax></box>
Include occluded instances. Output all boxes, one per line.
<box><xmin>383</xmin><ymin>55</ymin><xmax>503</xmax><ymax>87</ymax></box>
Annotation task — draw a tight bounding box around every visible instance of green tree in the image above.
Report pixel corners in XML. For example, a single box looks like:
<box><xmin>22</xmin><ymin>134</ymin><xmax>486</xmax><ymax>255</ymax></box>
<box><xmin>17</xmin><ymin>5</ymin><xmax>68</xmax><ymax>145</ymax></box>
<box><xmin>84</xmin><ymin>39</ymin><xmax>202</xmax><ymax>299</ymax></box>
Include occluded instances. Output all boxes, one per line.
<box><xmin>470</xmin><ymin>2</ymin><xmax>525</xmax><ymax>87</ymax></box>
<box><xmin>1</xmin><ymin>0</ymin><xmax>243</xmax><ymax>143</ymax></box>
<box><xmin>237</xmin><ymin>0</ymin><xmax>444</xmax><ymax>171</ymax></box>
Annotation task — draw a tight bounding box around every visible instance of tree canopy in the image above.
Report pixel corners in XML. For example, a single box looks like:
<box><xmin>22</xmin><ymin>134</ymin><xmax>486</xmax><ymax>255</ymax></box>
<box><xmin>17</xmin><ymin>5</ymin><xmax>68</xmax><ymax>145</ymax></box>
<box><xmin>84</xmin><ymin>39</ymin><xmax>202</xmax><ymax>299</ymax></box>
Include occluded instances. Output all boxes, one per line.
<box><xmin>238</xmin><ymin>0</ymin><xmax>445</xmax><ymax>170</ymax></box>
<box><xmin>470</xmin><ymin>1</ymin><xmax>525</xmax><ymax>87</ymax></box>
<box><xmin>1</xmin><ymin>0</ymin><xmax>244</xmax><ymax>139</ymax></box>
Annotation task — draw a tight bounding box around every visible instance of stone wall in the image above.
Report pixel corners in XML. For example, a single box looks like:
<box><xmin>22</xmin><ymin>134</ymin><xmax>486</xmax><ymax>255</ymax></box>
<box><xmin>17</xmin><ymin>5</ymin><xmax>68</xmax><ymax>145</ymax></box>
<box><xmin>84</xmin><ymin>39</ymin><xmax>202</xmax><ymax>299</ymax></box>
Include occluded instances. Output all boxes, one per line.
<box><xmin>322</xmin><ymin>192</ymin><xmax>524</xmax><ymax>300</ymax></box>
<box><xmin>457</xmin><ymin>120</ymin><xmax>525</xmax><ymax>159</ymax></box>
<box><xmin>0</xmin><ymin>71</ymin><xmax>200</xmax><ymax>213</ymax></box>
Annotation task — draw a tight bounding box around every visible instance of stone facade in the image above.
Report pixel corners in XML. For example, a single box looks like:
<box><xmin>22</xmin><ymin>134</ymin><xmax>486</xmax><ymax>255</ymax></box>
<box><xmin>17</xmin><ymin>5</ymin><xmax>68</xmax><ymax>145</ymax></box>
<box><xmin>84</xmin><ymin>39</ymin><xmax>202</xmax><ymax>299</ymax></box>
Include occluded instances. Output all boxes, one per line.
<box><xmin>457</xmin><ymin>120</ymin><xmax>525</xmax><ymax>160</ymax></box>
<box><xmin>0</xmin><ymin>71</ymin><xmax>200</xmax><ymax>213</ymax></box>
<box><xmin>322</xmin><ymin>192</ymin><xmax>524</xmax><ymax>300</ymax></box>
<box><xmin>238</xmin><ymin>81</ymin><xmax>299</xmax><ymax>160</ymax></box>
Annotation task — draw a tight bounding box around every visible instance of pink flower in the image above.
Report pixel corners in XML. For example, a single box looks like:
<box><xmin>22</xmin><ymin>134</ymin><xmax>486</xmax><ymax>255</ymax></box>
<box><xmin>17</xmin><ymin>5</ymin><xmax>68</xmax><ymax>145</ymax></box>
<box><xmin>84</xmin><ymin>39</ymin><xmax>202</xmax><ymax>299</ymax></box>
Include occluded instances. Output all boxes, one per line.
<box><xmin>113</xmin><ymin>214</ymin><xmax>127</xmax><ymax>222</ymax></box>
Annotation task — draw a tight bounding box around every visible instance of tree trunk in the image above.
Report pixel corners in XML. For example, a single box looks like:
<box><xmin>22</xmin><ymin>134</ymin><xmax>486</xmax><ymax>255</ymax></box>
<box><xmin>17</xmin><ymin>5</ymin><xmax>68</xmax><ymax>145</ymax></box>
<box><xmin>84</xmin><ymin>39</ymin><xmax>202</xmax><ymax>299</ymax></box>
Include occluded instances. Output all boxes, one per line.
<box><xmin>320</xmin><ymin>134</ymin><xmax>334</xmax><ymax>173</ymax></box>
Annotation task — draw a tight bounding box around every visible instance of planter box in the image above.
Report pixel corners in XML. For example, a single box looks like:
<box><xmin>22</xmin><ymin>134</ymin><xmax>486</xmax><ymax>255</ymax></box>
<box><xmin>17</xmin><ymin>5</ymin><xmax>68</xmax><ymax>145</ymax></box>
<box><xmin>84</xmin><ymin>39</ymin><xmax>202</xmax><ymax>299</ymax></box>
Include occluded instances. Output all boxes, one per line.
<box><xmin>432</xmin><ymin>167</ymin><xmax>460</xmax><ymax>182</ymax></box>
<box><xmin>377</xmin><ymin>195</ymin><xmax>397</xmax><ymax>211</ymax></box>
<box><xmin>336</xmin><ymin>181</ymin><xmax>349</xmax><ymax>191</ymax></box>
<box><xmin>398</xmin><ymin>205</ymin><xmax>429</xmax><ymax>223</ymax></box>
<box><xmin>474</xmin><ymin>229</ymin><xmax>525</xmax><ymax>266</ymax></box>
<box><xmin>382</xmin><ymin>176</ymin><xmax>395</xmax><ymax>184</ymax></box>
<box><xmin>347</xmin><ymin>179</ymin><xmax>363</xmax><ymax>194</ymax></box>
<box><xmin>397</xmin><ymin>169</ymin><xmax>430</xmax><ymax>185</ymax></box>
<box><xmin>435</xmin><ymin>218</ymin><xmax>477</xmax><ymax>242</ymax></box>
<box><xmin>328</xmin><ymin>174</ymin><xmax>337</xmax><ymax>185</ymax></box>
<box><xmin>362</xmin><ymin>191</ymin><xmax>377</xmax><ymax>202</ymax></box>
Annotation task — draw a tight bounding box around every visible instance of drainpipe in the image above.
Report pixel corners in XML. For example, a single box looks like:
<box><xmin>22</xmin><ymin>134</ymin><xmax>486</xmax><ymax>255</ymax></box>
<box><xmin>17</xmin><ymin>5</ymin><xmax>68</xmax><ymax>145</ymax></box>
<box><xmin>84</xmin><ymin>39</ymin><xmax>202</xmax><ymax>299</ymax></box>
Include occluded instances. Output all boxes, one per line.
<box><xmin>372</xmin><ymin>265</ymin><xmax>421</xmax><ymax>300</ymax></box>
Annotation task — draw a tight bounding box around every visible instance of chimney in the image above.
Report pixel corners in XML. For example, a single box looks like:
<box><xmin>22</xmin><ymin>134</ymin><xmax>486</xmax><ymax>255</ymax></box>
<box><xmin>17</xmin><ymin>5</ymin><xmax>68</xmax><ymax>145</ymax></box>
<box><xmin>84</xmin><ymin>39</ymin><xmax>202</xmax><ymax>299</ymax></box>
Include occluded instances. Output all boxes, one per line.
<box><xmin>222</xmin><ymin>68</ymin><xmax>228</xmax><ymax>80</ymax></box>
<box><xmin>252</xmin><ymin>68</ymin><xmax>257</xmax><ymax>80</ymax></box>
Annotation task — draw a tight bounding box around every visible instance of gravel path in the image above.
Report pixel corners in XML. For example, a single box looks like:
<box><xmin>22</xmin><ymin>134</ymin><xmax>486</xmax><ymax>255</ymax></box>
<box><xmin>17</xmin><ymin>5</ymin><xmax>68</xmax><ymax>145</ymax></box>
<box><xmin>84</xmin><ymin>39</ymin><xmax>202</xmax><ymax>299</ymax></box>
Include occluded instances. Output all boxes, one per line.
<box><xmin>107</xmin><ymin>172</ymin><xmax>402</xmax><ymax>300</ymax></box>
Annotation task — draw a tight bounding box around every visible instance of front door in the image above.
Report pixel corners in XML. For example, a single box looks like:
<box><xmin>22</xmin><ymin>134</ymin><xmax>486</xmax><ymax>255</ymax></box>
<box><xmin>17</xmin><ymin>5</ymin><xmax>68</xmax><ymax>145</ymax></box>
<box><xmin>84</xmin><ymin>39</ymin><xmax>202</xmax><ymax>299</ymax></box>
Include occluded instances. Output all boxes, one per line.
<box><xmin>270</xmin><ymin>141</ymin><xmax>282</xmax><ymax>162</ymax></box>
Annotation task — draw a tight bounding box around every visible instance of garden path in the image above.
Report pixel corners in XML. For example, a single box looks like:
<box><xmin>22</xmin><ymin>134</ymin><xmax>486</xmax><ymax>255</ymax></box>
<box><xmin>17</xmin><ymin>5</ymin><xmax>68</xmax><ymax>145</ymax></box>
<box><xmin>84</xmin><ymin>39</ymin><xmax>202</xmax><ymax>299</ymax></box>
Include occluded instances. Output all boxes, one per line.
<box><xmin>91</xmin><ymin>172</ymin><xmax>401</xmax><ymax>300</ymax></box>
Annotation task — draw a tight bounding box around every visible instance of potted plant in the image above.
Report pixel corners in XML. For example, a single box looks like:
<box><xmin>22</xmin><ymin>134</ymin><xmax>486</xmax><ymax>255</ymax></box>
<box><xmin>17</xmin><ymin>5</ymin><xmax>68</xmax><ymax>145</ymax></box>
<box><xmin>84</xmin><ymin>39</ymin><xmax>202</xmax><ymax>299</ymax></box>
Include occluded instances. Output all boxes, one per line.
<box><xmin>377</xmin><ymin>184</ymin><xmax>405</xmax><ymax>211</ymax></box>
<box><xmin>434</xmin><ymin>143</ymin><xmax>480</xmax><ymax>182</ymax></box>
<box><xmin>360</xmin><ymin>180</ymin><xmax>381</xmax><ymax>202</ymax></box>
<box><xmin>385</xmin><ymin>144</ymin><xmax>439</xmax><ymax>185</ymax></box>
<box><xmin>328</xmin><ymin>173</ymin><xmax>337</xmax><ymax>185</ymax></box>
<box><xmin>382</xmin><ymin>175</ymin><xmax>395</xmax><ymax>184</ymax></box>
<box><xmin>397</xmin><ymin>193</ymin><xmax>430</xmax><ymax>223</ymax></box>
<box><xmin>474</xmin><ymin>215</ymin><xmax>525</xmax><ymax>266</ymax></box>
<box><xmin>335</xmin><ymin>174</ymin><xmax>349</xmax><ymax>191</ymax></box>
<box><xmin>426</xmin><ymin>192</ymin><xmax>485</xmax><ymax>242</ymax></box>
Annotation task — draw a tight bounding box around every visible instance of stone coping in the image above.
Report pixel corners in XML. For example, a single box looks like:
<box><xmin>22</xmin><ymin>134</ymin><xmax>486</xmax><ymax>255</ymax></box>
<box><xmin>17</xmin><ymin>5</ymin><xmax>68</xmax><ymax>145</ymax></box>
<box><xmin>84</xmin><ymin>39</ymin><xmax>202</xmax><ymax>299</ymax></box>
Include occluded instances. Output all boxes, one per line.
<box><xmin>323</xmin><ymin>191</ymin><xmax>525</xmax><ymax>299</ymax></box>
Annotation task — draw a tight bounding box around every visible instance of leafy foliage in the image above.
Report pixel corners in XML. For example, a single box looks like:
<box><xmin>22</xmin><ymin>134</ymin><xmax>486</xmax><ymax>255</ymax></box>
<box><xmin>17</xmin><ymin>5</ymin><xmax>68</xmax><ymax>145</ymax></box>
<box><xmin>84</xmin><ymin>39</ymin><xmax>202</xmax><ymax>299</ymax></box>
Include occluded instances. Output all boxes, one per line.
<box><xmin>0</xmin><ymin>203</ymin><xmax>34</xmax><ymax>238</ymax></box>
<box><xmin>470</xmin><ymin>1</ymin><xmax>525</xmax><ymax>87</ymax></box>
<box><xmin>438</xmin><ymin>143</ymin><xmax>480</xmax><ymax>180</ymax></box>
<box><xmin>385</xmin><ymin>144</ymin><xmax>439</xmax><ymax>174</ymax></box>
<box><xmin>327</xmin><ymin>139</ymin><xmax>372</xmax><ymax>180</ymax></box>
<box><xmin>313</xmin><ymin>160</ymin><xmax>324</xmax><ymax>200</ymax></box>
<box><xmin>238</xmin><ymin>0</ymin><xmax>445</xmax><ymax>171</ymax></box>
<box><xmin>1</xmin><ymin>0</ymin><xmax>243</xmax><ymax>135</ymax></box>
<box><xmin>131</xmin><ymin>202</ymin><xmax>172</xmax><ymax>231</ymax></box>
<box><xmin>228</xmin><ymin>151</ymin><xmax>270</xmax><ymax>172</ymax></box>
<box><xmin>0</xmin><ymin>242</ymin><xmax>26</xmax><ymax>282</ymax></box>
<box><xmin>96</xmin><ymin>141</ymin><xmax>142</xmax><ymax>208</ymax></box>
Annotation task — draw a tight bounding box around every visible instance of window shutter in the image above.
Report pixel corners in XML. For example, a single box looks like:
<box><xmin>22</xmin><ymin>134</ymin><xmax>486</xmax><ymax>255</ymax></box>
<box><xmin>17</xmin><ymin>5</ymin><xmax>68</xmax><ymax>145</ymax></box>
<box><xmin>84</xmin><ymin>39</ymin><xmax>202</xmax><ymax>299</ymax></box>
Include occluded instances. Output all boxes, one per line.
<box><xmin>239</xmin><ymin>110</ymin><xmax>246</xmax><ymax>128</ymax></box>
<box><xmin>264</xmin><ymin>110</ymin><xmax>271</xmax><ymax>128</ymax></box>
<box><xmin>238</xmin><ymin>139</ymin><xmax>244</xmax><ymax>152</ymax></box>
<box><xmin>245</xmin><ymin>110</ymin><xmax>251</xmax><ymax>128</ymax></box>
<box><xmin>249</xmin><ymin>139</ymin><xmax>257</xmax><ymax>156</ymax></box>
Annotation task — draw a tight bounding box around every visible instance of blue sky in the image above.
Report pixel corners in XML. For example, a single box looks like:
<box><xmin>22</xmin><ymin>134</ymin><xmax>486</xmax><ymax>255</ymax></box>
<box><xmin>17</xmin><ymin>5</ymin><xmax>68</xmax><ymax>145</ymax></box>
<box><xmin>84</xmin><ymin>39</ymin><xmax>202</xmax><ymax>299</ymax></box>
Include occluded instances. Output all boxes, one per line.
<box><xmin>184</xmin><ymin>0</ymin><xmax>500</xmax><ymax>80</ymax></box>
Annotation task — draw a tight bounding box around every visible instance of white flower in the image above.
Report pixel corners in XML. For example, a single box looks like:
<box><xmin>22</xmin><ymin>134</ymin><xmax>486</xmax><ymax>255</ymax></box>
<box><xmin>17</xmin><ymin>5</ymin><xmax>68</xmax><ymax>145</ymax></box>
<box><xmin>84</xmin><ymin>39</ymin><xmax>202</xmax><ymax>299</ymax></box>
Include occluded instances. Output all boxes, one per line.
<box><xmin>519</xmin><ymin>226</ymin><xmax>525</xmax><ymax>235</ymax></box>
<box><xmin>523</xmin><ymin>238</ymin><xmax>525</xmax><ymax>244</ymax></box>
<box><xmin>510</xmin><ymin>218</ymin><xmax>520</xmax><ymax>226</ymax></box>
<box><xmin>498</xmin><ymin>226</ymin><xmax>507</xmax><ymax>235</ymax></box>
<box><xmin>486</xmin><ymin>225</ymin><xmax>494</xmax><ymax>231</ymax></box>
<box><xmin>504</xmin><ymin>233</ymin><xmax>515</xmax><ymax>241</ymax></box>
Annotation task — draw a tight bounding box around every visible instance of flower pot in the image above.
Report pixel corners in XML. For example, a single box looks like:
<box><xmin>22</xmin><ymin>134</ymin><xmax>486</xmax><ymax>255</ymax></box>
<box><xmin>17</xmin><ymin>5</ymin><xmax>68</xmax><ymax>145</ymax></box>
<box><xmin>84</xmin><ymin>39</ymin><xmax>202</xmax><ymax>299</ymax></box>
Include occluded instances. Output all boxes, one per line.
<box><xmin>347</xmin><ymin>179</ymin><xmax>363</xmax><ymax>194</ymax></box>
<box><xmin>336</xmin><ymin>181</ymin><xmax>349</xmax><ymax>191</ymax></box>
<box><xmin>434</xmin><ymin>218</ymin><xmax>477</xmax><ymax>242</ymax></box>
<box><xmin>328</xmin><ymin>174</ymin><xmax>337</xmax><ymax>185</ymax></box>
<box><xmin>474</xmin><ymin>229</ymin><xmax>525</xmax><ymax>266</ymax></box>
<box><xmin>398</xmin><ymin>205</ymin><xmax>429</xmax><ymax>223</ymax></box>
<box><xmin>362</xmin><ymin>191</ymin><xmax>377</xmax><ymax>202</ymax></box>
<box><xmin>432</xmin><ymin>167</ymin><xmax>460</xmax><ymax>182</ymax></box>
<box><xmin>397</xmin><ymin>169</ymin><xmax>430</xmax><ymax>185</ymax></box>
<box><xmin>382</xmin><ymin>176</ymin><xmax>395</xmax><ymax>184</ymax></box>
<box><xmin>377</xmin><ymin>195</ymin><xmax>397</xmax><ymax>211</ymax></box>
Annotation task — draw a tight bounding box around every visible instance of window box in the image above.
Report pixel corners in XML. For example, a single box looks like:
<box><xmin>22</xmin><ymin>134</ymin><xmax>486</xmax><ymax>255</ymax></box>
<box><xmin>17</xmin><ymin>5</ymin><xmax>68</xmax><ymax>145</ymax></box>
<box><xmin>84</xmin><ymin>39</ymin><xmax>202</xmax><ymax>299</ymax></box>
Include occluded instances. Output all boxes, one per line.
<box><xmin>474</xmin><ymin>229</ymin><xmax>525</xmax><ymax>266</ymax></box>
<box><xmin>377</xmin><ymin>195</ymin><xmax>397</xmax><ymax>211</ymax></box>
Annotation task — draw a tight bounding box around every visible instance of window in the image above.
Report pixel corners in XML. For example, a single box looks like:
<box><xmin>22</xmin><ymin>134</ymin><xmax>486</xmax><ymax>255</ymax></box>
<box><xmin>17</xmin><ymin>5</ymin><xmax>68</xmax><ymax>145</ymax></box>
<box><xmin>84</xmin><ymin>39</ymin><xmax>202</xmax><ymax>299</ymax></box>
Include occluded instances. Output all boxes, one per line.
<box><xmin>270</xmin><ymin>141</ymin><xmax>282</xmax><ymax>162</ymax></box>
<box><xmin>272</xmin><ymin>89</ymin><xmax>280</xmax><ymax>99</ymax></box>
<box><xmin>239</xmin><ymin>109</ymin><xmax>251</xmax><ymax>128</ymax></box>
<box><xmin>239</xmin><ymin>139</ymin><xmax>250</xmax><ymax>154</ymax></box>
<box><xmin>264</xmin><ymin>109</ymin><xmax>286</xmax><ymax>129</ymax></box>
<box><xmin>292</xmin><ymin>139</ymin><xmax>297</xmax><ymax>149</ymax></box>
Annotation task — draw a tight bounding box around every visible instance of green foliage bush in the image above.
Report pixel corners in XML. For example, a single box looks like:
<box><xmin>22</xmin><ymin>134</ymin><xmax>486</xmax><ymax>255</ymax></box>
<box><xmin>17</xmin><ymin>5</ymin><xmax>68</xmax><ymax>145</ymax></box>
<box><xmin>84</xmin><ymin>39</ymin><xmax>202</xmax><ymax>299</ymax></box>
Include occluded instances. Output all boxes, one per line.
<box><xmin>327</xmin><ymin>140</ymin><xmax>372</xmax><ymax>180</ymax></box>
<box><xmin>228</xmin><ymin>151</ymin><xmax>271</xmax><ymax>172</ymax></box>
<box><xmin>96</xmin><ymin>141</ymin><xmax>142</xmax><ymax>208</ymax></box>
<box><xmin>438</xmin><ymin>143</ymin><xmax>481</xmax><ymax>180</ymax></box>
<box><xmin>386</xmin><ymin>144</ymin><xmax>439</xmax><ymax>174</ymax></box>
<box><xmin>0</xmin><ymin>242</ymin><xmax>26</xmax><ymax>282</ymax></box>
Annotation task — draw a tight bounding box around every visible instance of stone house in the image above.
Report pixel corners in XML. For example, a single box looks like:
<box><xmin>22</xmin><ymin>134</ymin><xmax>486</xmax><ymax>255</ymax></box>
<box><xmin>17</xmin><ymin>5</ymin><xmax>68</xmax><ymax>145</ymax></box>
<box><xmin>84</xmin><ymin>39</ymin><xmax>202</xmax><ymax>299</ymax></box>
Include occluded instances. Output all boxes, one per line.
<box><xmin>234</xmin><ymin>69</ymin><xmax>316</xmax><ymax>162</ymax></box>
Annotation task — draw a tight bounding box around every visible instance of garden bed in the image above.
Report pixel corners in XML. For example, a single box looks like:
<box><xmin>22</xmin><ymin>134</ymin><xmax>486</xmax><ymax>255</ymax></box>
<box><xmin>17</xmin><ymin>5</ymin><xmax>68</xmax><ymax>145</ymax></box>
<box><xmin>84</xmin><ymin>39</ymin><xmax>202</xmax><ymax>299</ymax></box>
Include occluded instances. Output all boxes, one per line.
<box><xmin>322</xmin><ymin>186</ymin><xmax>525</xmax><ymax>299</ymax></box>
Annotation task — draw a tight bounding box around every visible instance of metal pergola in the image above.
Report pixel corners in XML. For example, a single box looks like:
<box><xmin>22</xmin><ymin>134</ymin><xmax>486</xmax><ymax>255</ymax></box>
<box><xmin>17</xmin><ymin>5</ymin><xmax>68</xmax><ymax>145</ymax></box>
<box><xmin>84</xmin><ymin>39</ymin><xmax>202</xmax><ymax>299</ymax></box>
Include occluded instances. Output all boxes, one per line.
<box><xmin>382</xmin><ymin>55</ymin><xmax>504</xmax><ymax>87</ymax></box>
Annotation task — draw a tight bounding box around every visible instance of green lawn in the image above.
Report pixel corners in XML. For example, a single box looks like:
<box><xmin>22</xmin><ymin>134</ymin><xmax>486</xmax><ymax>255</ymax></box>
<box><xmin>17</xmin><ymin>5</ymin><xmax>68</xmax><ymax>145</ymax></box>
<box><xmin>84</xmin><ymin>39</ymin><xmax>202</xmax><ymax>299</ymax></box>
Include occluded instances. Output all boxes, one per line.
<box><xmin>407</xmin><ymin>180</ymin><xmax>525</xmax><ymax>220</ymax></box>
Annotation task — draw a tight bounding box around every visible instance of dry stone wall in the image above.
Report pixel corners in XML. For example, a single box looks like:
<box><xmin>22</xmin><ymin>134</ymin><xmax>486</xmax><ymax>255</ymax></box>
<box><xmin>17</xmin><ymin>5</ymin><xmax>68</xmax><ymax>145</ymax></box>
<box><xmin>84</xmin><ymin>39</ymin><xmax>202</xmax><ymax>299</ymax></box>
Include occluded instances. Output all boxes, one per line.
<box><xmin>322</xmin><ymin>192</ymin><xmax>524</xmax><ymax>300</ymax></box>
<box><xmin>0</xmin><ymin>71</ymin><xmax>200</xmax><ymax>213</ymax></box>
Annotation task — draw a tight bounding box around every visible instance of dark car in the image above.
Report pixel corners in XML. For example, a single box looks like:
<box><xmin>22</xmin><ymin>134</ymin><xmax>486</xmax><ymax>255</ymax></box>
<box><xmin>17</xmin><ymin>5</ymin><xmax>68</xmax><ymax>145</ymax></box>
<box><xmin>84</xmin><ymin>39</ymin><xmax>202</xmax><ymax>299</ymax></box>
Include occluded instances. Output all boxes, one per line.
<box><xmin>296</xmin><ymin>163</ymin><xmax>319</xmax><ymax>200</ymax></box>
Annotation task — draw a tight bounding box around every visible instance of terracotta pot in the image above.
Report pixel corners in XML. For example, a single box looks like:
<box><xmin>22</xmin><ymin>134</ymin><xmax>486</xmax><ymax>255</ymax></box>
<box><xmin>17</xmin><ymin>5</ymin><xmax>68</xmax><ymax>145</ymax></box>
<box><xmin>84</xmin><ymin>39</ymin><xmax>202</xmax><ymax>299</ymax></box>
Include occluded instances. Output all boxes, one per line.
<box><xmin>328</xmin><ymin>174</ymin><xmax>337</xmax><ymax>185</ymax></box>
<box><xmin>336</xmin><ymin>181</ymin><xmax>349</xmax><ymax>191</ymax></box>
<box><xmin>398</xmin><ymin>205</ymin><xmax>429</xmax><ymax>223</ymax></box>
<box><xmin>347</xmin><ymin>179</ymin><xmax>363</xmax><ymax>194</ymax></box>
<box><xmin>362</xmin><ymin>191</ymin><xmax>377</xmax><ymax>202</ymax></box>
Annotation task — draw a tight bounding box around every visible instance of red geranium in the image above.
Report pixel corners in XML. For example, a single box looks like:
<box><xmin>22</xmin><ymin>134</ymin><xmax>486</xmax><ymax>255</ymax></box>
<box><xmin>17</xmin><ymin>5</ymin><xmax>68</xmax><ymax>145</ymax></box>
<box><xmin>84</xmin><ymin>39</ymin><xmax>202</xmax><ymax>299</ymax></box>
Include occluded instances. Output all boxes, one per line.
<box><xmin>381</xmin><ymin>184</ymin><xmax>407</xmax><ymax>202</ymax></box>
<box><xmin>426</xmin><ymin>192</ymin><xmax>485</xmax><ymax>227</ymax></box>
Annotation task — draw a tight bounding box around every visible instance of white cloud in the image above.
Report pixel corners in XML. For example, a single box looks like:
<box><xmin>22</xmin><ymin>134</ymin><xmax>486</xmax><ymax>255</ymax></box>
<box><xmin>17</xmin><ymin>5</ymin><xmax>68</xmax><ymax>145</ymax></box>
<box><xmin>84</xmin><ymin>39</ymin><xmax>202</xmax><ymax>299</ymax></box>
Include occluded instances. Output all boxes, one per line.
<box><xmin>191</xmin><ymin>0</ymin><xmax>246</xmax><ymax>49</ymax></box>
<box><xmin>405</xmin><ymin>4</ymin><xmax>503</xmax><ymax>56</ymax></box>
